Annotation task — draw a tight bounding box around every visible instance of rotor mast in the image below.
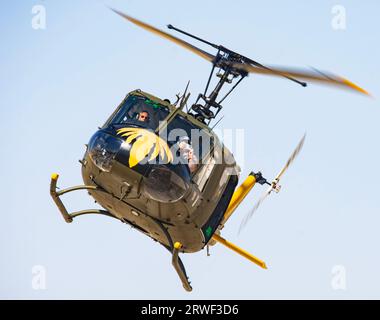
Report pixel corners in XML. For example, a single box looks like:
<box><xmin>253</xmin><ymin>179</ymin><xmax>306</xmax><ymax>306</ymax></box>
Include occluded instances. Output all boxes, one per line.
<box><xmin>168</xmin><ymin>24</ymin><xmax>247</xmax><ymax>124</ymax></box>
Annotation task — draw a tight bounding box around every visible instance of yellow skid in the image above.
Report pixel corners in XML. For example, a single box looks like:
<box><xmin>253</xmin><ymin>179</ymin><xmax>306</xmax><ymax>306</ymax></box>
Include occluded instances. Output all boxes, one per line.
<box><xmin>212</xmin><ymin>233</ymin><xmax>267</xmax><ymax>269</ymax></box>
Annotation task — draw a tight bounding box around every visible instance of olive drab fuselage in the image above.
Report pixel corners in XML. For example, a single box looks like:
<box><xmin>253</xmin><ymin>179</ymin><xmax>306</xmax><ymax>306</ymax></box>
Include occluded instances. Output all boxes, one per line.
<box><xmin>81</xmin><ymin>89</ymin><xmax>240</xmax><ymax>253</ymax></box>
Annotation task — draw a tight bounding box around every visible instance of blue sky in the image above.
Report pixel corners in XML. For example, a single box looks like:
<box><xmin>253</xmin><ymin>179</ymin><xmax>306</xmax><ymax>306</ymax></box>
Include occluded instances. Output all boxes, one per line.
<box><xmin>1</xmin><ymin>0</ymin><xmax>379</xmax><ymax>299</ymax></box>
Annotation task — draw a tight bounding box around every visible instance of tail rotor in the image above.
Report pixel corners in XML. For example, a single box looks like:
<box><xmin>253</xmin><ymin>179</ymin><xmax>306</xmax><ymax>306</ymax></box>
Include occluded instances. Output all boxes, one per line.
<box><xmin>239</xmin><ymin>133</ymin><xmax>306</xmax><ymax>234</ymax></box>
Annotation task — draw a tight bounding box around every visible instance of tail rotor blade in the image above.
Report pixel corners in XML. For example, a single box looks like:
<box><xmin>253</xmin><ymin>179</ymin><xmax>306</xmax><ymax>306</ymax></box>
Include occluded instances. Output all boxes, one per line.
<box><xmin>238</xmin><ymin>185</ymin><xmax>272</xmax><ymax>234</ymax></box>
<box><xmin>274</xmin><ymin>133</ymin><xmax>306</xmax><ymax>182</ymax></box>
<box><xmin>239</xmin><ymin>134</ymin><xmax>306</xmax><ymax>234</ymax></box>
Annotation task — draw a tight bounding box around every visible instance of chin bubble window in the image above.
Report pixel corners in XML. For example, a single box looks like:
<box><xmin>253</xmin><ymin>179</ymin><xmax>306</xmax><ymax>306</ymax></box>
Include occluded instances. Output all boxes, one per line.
<box><xmin>142</xmin><ymin>166</ymin><xmax>189</xmax><ymax>203</ymax></box>
<box><xmin>87</xmin><ymin>131</ymin><xmax>122</xmax><ymax>172</ymax></box>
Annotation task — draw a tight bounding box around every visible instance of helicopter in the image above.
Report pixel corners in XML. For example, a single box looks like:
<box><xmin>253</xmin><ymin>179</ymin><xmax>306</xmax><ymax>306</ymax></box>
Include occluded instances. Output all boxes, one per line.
<box><xmin>50</xmin><ymin>9</ymin><xmax>369</xmax><ymax>292</ymax></box>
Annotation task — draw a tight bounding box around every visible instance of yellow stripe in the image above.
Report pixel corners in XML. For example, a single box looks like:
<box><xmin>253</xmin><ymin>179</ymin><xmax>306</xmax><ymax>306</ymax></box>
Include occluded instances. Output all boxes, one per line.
<box><xmin>342</xmin><ymin>78</ymin><xmax>370</xmax><ymax>96</ymax></box>
<box><xmin>222</xmin><ymin>174</ymin><xmax>256</xmax><ymax>223</ymax></box>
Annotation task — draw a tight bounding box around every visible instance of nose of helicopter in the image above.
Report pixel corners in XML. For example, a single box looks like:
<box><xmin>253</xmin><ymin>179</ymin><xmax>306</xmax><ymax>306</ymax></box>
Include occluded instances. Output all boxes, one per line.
<box><xmin>87</xmin><ymin>129</ymin><xmax>191</xmax><ymax>203</ymax></box>
<box><xmin>87</xmin><ymin>130</ymin><xmax>123</xmax><ymax>173</ymax></box>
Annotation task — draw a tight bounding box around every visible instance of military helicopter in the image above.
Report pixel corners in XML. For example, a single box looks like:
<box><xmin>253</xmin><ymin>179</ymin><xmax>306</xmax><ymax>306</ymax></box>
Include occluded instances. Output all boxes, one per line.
<box><xmin>50</xmin><ymin>9</ymin><xmax>368</xmax><ymax>292</ymax></box>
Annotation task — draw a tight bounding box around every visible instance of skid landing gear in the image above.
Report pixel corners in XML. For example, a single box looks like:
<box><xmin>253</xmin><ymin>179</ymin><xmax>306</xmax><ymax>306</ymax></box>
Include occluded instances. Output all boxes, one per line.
<box><xmin>172</xmin><ymin>242</ymin><xmax>192</xmax><ymax>292</ymax></box>
<box><xmin>51</xmin><ymin>173</ymin><xmax>193</xmax><ymax>291</ymax></box>
<box><xmin>50</xmin><ymin>173</ymin><xmax>118</xmax><ymax>223</ymax></box>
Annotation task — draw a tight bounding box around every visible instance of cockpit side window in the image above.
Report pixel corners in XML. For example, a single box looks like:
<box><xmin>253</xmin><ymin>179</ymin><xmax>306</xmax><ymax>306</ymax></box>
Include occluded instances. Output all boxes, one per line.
<box><xmin>165</xmin><ymin>115</ymin><xmax>213</xmax><ymax>175</ymax></box>
<box><xmin>108</xmin><ymin>95</ymin><xmax>170</xmax><ymax>130</ymax></box>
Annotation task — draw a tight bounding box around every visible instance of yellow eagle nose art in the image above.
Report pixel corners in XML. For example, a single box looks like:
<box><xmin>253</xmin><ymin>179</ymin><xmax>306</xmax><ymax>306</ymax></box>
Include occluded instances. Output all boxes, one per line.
<box><xmin>117</xmin><ymin>127</ymin><xmax>173</xmax><ymax>168</ymax></box>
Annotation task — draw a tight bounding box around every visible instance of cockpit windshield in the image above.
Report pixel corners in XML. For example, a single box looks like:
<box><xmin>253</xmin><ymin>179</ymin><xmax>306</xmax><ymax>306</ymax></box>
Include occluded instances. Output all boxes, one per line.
<box><xmin>104</xmin><ymin>94</ymin><xmax>214</xmax><ymax>178</ymax></box>
<box><xmin>107</xmin><ymin>95</ymin><xmax>170</xmax><ymax>130</ymax></box>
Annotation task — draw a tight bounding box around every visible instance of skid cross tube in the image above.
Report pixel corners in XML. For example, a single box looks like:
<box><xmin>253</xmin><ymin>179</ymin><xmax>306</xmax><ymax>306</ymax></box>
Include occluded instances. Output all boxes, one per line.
<box><xmin>50</xmin><ymin>173</ymin><xmax>117</xmax><ymax>223</ymax></box>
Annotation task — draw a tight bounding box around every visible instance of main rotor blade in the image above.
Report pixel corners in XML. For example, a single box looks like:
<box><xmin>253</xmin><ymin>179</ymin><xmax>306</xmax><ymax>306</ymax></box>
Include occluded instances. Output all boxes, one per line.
<box><xmin>238</xmin><ymin>185</ymin><xmax>273</xmax><ymax>234</ymax></box>
<box><xmin>111</xmin><ymin>8</ymin><xmax>215</xmax><ymax>63</ymax></box>
<box><xmin>231</xmin><ymin>62</ymin><xmax>369</xmax><ymax>95</ymax></box>
<box><xmin>274</xmin><ymin>133</ymin><xmax>306</xmax><ymax>182</ymax></box>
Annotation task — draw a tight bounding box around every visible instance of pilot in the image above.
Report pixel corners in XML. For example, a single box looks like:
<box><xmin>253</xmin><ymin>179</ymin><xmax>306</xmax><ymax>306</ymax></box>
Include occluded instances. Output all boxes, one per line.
<box><xmin>137</xmin><ymin>111</ymin><xmax>149</xmax><ymax>122</ymax></box>
<box><xmin>178</xmin><ymin>136</ymin><xmax>198</xmax><ymax>173</ymax></box>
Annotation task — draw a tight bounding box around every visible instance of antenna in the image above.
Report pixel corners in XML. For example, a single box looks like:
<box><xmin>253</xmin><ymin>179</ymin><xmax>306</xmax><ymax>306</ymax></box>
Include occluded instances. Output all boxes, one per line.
<box><xmin>178</xmin><ymin>81</ymin><xmax>191</xmax><ymax>111</ymax></box>
<box><xmin>210</xmin><ymin>115</ymin><xmax>224</xmax><ymax>131</ymax></box>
